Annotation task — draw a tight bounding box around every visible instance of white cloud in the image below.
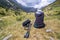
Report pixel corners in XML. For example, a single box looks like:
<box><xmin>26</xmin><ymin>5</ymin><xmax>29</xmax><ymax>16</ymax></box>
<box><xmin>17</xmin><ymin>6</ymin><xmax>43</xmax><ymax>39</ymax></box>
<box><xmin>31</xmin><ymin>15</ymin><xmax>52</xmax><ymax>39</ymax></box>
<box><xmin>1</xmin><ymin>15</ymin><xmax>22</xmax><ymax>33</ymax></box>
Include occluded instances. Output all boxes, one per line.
<box><xmin>16</xmin><ymin>0</ymin><xmax>56</xmax><ymax>9</ymax></box>
<box><xmin>16</xmin><ymin>0</ymin><xmax>27</xmax><ymax>6</ymax></box>
<box><xmin>34</xmin><ymin>0</ymin><xmax>56</xmax><ymax>9</ymax></box>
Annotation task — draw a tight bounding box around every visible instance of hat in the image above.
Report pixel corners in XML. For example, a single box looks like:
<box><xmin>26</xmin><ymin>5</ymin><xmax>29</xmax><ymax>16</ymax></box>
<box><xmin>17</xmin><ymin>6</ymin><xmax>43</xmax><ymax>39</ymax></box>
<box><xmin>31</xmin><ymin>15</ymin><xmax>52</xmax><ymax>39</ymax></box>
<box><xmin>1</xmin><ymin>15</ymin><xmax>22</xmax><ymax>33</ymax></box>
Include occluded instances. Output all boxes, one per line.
<box><xmin>37</xmin><ymin>9</ymin><xmax>43</xmax><ymax>12</ymax></box>
<box><xmin>36</xmin><ymin>9</ymin><xmax>43</xmax><ymax>14</ymax></box>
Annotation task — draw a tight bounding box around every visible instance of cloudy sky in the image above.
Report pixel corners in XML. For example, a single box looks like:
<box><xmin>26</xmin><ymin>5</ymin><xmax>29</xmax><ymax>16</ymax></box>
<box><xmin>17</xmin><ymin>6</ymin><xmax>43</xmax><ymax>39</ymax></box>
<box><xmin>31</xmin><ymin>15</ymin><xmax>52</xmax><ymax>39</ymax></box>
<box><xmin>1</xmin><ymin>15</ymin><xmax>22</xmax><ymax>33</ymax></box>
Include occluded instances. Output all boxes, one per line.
<box><xmin>16</xmin><ymin>0</ymin><xmax>56</xmax><ymax>9</ymax></box>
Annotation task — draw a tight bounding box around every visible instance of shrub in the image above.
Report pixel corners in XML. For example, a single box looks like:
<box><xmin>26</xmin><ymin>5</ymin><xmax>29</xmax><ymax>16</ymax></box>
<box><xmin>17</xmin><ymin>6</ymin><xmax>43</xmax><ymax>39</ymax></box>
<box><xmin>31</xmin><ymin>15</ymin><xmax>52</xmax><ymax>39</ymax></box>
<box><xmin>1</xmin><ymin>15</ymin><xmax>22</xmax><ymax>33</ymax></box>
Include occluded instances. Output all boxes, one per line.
<box><xmin>0</xmin><ymin>16</ymin><xmax>16</xmax><ymax>28</ymax></box>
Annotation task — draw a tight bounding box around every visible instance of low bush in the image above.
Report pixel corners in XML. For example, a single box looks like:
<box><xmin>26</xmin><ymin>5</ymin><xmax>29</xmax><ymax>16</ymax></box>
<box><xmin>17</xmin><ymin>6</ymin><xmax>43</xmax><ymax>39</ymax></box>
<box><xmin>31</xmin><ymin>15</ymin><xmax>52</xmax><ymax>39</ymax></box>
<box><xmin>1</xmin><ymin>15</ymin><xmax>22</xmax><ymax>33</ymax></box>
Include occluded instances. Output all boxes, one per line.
<box><xmin>0</xmin><ymin>16</ymin><xmax>16</xmax><ymax>28</ymax></box>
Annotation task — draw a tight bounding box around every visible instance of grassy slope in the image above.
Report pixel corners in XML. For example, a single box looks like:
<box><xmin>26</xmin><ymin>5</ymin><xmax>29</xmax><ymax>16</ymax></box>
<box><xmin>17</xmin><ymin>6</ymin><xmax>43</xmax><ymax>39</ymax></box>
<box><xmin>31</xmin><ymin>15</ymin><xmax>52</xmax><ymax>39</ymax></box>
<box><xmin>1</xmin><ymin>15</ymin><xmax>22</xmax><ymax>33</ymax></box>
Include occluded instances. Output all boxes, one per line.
<box><xmin>0</xmin><ymin>0</ymin><xmax>60</xmax><ymax>40</ymax></box>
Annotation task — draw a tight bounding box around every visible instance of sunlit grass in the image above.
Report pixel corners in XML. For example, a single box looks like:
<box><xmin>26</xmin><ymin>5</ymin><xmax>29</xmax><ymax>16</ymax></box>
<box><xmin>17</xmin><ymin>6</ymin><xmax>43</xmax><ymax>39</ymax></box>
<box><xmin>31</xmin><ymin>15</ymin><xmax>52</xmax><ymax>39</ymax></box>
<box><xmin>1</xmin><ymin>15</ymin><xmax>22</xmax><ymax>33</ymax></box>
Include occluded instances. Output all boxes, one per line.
<box><xmin>0</xmin><ymin>12</ymin><xmax>60</xmax><ymax>40</ymax></box>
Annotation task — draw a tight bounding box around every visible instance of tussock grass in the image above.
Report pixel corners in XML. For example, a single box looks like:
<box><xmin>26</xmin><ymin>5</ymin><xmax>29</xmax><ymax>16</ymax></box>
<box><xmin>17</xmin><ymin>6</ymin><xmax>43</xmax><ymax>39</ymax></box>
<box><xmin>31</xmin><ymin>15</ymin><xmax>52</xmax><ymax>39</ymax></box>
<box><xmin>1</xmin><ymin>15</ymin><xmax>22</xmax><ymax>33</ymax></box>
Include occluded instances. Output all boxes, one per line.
<box><xmin>0</xmin><ymin>13</ymin><xmax>60</xmax><ymax>40</ymax></box>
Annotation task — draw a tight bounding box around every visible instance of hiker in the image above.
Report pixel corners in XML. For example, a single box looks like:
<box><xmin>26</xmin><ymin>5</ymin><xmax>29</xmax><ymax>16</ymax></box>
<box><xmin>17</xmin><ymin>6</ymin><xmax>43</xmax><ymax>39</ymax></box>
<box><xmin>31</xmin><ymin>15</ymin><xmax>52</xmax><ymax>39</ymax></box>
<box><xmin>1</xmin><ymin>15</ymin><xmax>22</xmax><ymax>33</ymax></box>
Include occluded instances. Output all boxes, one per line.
<box><xmin>34</xmin><ymin>9</ymin><xmax>45</xmax><ymax>28</ymax></box>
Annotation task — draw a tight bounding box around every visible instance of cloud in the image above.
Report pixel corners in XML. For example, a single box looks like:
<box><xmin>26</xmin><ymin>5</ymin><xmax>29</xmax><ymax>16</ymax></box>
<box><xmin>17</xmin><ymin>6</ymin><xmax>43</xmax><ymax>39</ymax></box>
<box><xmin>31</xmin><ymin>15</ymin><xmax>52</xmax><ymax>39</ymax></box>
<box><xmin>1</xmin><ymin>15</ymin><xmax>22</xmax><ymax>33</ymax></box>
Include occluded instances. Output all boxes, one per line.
<box><xmin>16</xmin><ymin>0</ymin><xmax>56</xmax><ymax>9</ymax></box>
<box><xmin>34</xmin><ymin>0</ymin><xmax>56</xmax><ymax>8</ymax></box>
